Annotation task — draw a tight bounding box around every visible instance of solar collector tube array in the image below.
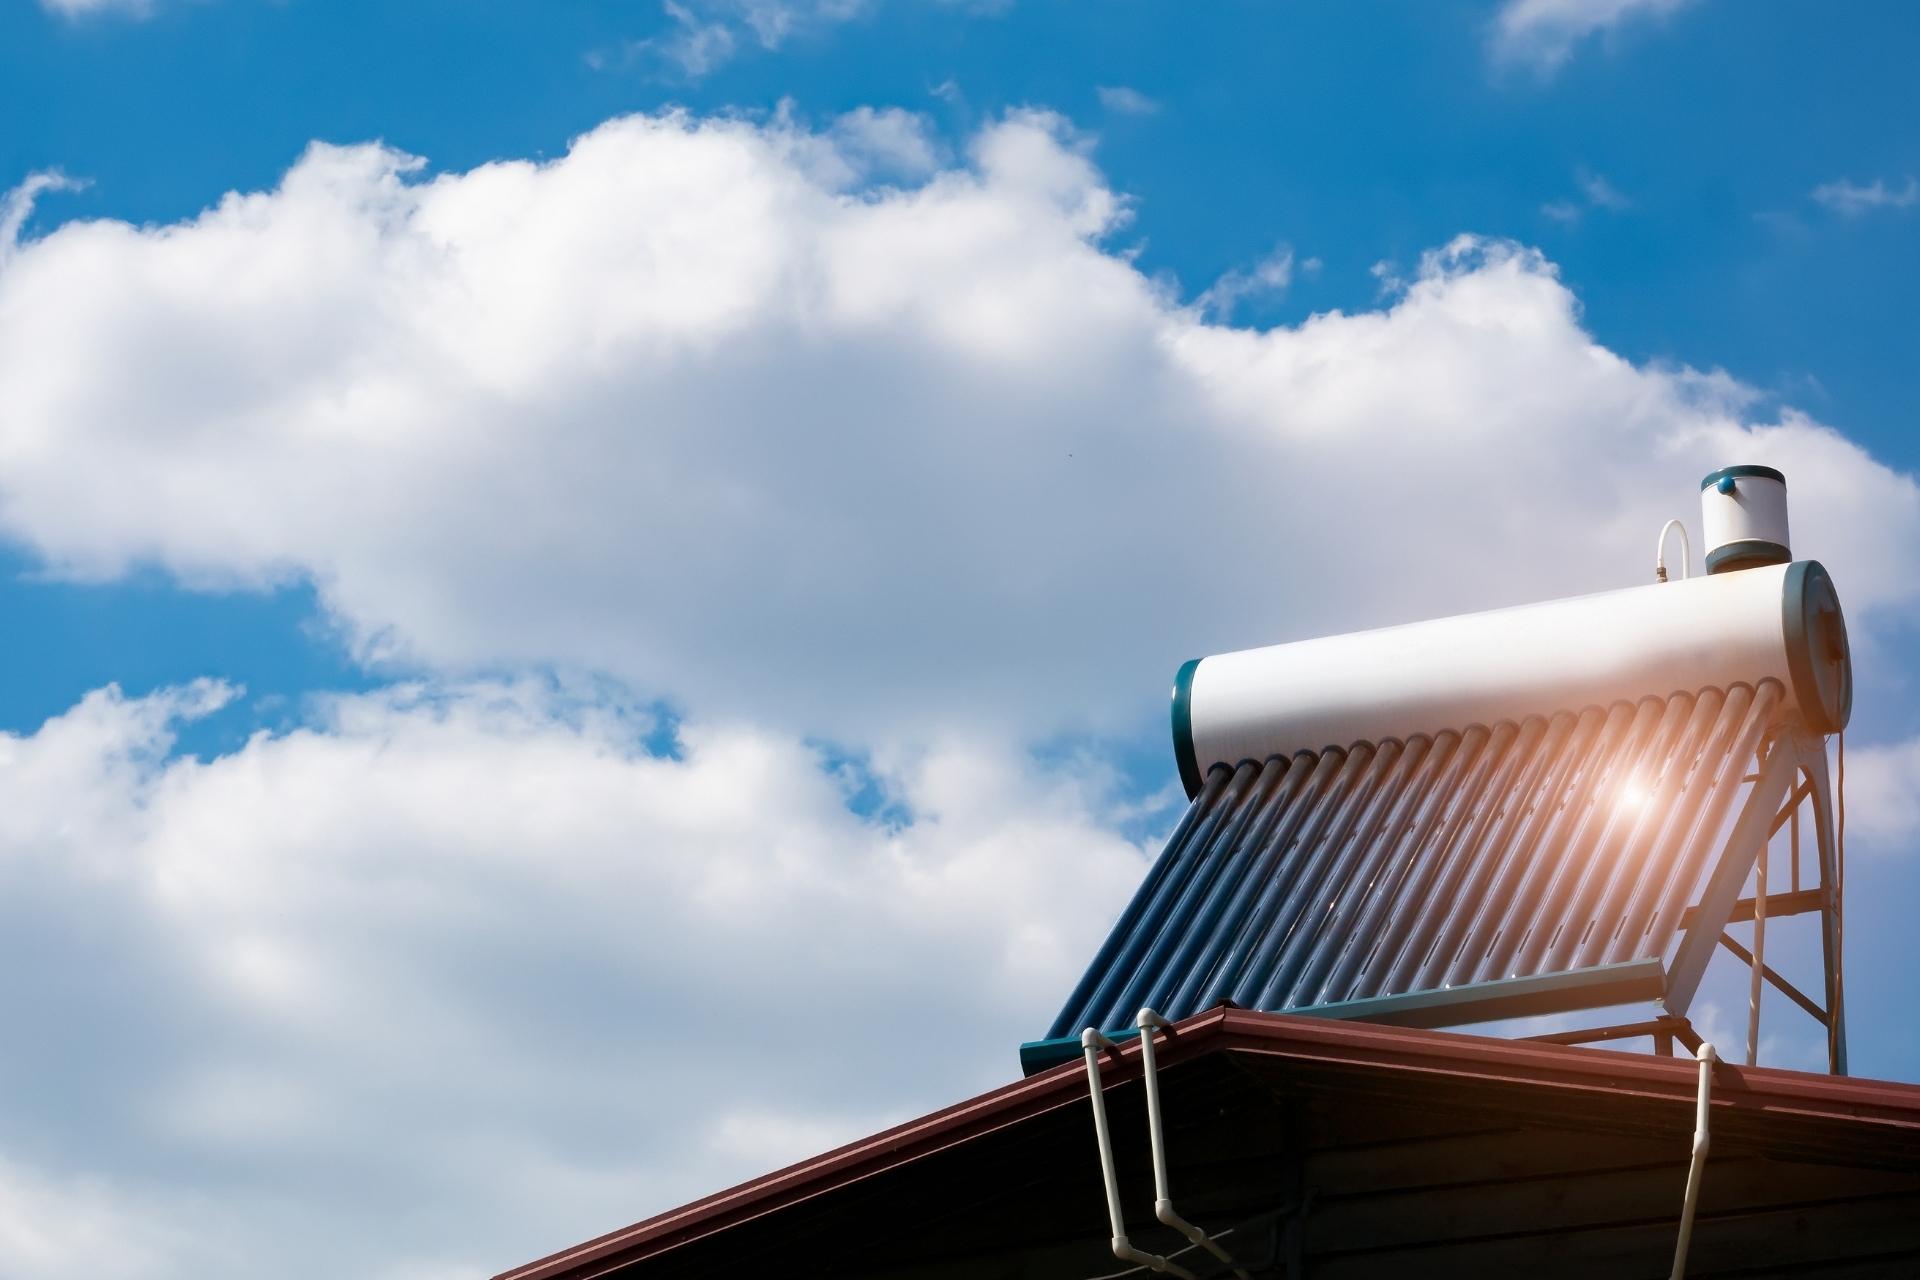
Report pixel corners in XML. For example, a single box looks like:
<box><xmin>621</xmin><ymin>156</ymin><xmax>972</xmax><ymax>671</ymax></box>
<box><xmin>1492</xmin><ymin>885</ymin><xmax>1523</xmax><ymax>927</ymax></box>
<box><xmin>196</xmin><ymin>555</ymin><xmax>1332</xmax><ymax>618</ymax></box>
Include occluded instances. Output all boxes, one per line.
<box><xmin>1047</xmin><ymin>680</ymin><xmax>1785</xmax><ymax>1038</ymax></box>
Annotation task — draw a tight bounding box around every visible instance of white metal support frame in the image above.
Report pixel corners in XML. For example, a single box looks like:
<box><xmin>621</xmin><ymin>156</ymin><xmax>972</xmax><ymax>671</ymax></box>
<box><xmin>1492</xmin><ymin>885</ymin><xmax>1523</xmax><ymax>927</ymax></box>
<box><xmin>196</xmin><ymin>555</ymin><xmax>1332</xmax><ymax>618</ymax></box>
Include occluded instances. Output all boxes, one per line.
<box><xmin>1135</xmin><ymin>1010</ymin><xmax>1253</xmax><ymax>1280</ymax></box>
<box><xmin>1665</xmin><ymin>730</ymin><xmax>1847</xmax><ymax>1076</ymax></box>
<box><xmin>1081</xmin><ymin>1029</ymin><xmax>1196</xmax><ymax>1279</ymax></box>
<box><xmin>1747</xmin><ymin>851</ymin><xmax>1766</xmax><ymax>1068</ymax></box>
<box><xmin>1669</xmin><ymin>1042</ymin><xmax>1718</xmax><ymax>1280</ymax></box>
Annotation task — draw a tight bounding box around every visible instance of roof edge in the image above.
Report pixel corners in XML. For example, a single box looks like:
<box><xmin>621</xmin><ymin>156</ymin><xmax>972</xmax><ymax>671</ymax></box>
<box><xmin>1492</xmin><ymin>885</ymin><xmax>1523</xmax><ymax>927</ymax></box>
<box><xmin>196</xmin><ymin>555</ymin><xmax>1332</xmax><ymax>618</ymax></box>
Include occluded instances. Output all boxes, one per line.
<box><xmin>495</xmin><ymin>1008</ymin><xmax>1920</xmax><ymax>1280</ymax></box>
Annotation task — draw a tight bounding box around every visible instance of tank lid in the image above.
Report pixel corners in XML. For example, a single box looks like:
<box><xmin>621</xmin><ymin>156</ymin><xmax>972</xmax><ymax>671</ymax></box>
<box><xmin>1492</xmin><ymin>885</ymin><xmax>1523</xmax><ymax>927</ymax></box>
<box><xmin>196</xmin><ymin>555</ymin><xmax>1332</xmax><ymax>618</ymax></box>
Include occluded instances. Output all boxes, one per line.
<box><xmin>1783</xmin><ymin>560</ymin><xmax>1851</xmax><ymax>735</ymax></box>
<box><xmin>1702</xmin><ymin>463</ymin><xmax>1785</xmax><ymax>490</ymax></box>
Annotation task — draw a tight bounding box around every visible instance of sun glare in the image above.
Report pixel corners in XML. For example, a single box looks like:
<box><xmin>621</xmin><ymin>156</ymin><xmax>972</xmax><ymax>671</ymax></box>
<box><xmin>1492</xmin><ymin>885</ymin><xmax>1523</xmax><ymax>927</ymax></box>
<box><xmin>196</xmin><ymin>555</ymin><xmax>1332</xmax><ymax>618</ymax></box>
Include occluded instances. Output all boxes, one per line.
<box><xmin>1618</xmin><ymin>779</ymin><xmax>1651</xmax><ymax>812</ymax></box>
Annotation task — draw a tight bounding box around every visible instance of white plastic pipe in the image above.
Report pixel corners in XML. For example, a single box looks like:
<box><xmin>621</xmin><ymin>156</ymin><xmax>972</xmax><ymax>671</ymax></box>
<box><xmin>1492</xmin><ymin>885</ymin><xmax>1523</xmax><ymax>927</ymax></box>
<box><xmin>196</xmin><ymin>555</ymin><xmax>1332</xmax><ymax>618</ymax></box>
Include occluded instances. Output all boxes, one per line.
<box><xmin>1657</xmin><ymin>518</ymin><xmax>1692</xmax><ymax>583</ymax></box>
<box><xmin>1747</xmin><ymin>854</ymin><xmax>1767</xmax><ymax>1068</ymax></box>
<box><xmin>1670</xmin><ymin>1042</ymin><xmax>1717</xmax><ymax>1280</ymax></box>
<box><xmin>1136</xmin><ymin>1010</ymin><xmax>1252</xmax><ymax>1280</ymax></box>
<box><xmin>1081</xmin><ymin>1029</ymin><xmax>1196</xmax><ymax>1280</ymax></box>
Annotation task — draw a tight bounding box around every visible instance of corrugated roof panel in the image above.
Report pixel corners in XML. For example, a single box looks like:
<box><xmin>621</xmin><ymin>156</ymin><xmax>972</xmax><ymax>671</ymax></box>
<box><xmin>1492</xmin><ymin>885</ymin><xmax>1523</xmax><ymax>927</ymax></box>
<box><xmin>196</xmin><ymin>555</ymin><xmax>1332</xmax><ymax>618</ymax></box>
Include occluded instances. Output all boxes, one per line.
<box><xmin>1045</xmin><ymin>680</ymin><xmax>1785</xmax><ymax>1040</ymax></box>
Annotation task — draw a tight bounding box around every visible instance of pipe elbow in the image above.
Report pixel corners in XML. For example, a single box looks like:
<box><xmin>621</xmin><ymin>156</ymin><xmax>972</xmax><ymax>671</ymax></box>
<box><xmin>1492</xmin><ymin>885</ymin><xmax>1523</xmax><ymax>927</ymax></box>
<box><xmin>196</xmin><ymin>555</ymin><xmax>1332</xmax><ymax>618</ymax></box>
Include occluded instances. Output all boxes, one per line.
<box><xmin>1692</xmin><ymin>1134</ymin><xmax>1711</xmax><ymax>1159</ymax></box>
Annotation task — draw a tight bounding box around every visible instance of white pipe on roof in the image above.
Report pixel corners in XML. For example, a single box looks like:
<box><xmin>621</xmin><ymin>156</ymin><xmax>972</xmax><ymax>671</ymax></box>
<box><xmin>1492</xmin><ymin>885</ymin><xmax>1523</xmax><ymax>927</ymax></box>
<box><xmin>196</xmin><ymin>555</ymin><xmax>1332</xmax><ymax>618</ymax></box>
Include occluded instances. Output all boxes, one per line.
<box><xmin>1135</xmin><ymin>1010</ymin><xmax>1251</xmax><ymax>1280</ymax></box>
<box><xmin>1176</xmin><ymin>558</ymin><xmax>1851</xmax><ymax>794</ymax></box>
<box><xmin>1080</xmin><ymin>1029</ymin><xmax>1196</xmax><ymax>1280</ymax></box>
<box><xmin>1670</xmin><ymin>1042</ymin><xmax>1717</xmax><ymax>1280</ymax></box>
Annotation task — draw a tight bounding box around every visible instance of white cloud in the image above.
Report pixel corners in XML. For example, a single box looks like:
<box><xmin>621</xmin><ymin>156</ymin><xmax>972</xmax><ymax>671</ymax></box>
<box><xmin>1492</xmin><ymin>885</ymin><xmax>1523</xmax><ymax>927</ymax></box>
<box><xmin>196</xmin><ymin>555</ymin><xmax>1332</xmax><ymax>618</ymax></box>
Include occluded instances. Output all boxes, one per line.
<box><xmin>0</xmin><ymin>680</ymin><xmax>1149</xmax><ymax>1279</ymax></box>
<box><xmin>1842</xmin><ymin>736</ymin><xmax>1920</xmax><ymax>853</ymax></box>
<box><xmin>1096</xmin><ymin>85</ymin><xmax>1160</xmax><ymax>116</ymax></box>
<box><xmin>0</xmin><ymin>1155</ymin><xmax>215</xmax><ymax>1280</ymax></box>
<box><xmin>827</xmin><ymin>105</ymin><xmax>942</xmax><ymax>178</ymax></box>
<box><xmin>1811</xmin><ymin>175</ymin><xmax>1920</xmax><ymax>217</ymax></box>
<box><xmin>0</xmin><ymin>171</ymin><xmax>84</xmax><ymax>263</ymax></box>
<box><xmin>616</xmin><ymin>0</ymin><xmax>874</xmax><ymax>78</ymax></box>
<box><xmin>37</xmin><ymin>0</ymin><xmax>154</xmax><ymax>17</ymax></box>
<box><xmin>2</xmin><ymin>112</ymin><xmax>1916</xmax><ymax>749</ymax></box>
<box><xmin>649</xmin><ymin>1</ymin><xmax>740</xmax><ymax>77</ymax></box>
<box><xmin>1542</xmin><ymin>167</ymin><xmax>1630</xmax><ymax>224</ymax></box>
<box><xmin>1579</xmin><ymin>167</ymin><xmax>1630</xmax><ymax>209</ymax></box>
<box><xmin>1197</xmin><ymin>242</ymin><xmax>1296</xmax><ymax>316</ymax></box>
<box><xmin>1491</xmin><ymin>0</ymin><xmax>1695</xmax><ymax>75</ymax></box>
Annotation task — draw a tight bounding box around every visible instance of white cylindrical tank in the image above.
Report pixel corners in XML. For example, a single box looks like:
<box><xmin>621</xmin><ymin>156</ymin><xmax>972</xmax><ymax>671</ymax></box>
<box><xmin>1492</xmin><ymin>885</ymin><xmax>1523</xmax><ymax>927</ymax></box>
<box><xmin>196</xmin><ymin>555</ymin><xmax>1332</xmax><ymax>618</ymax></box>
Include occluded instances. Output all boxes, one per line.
<box><xmin>1171</xmin><ymin>560</ymin><xmax>1850</xmax><ymax>797</ymax></box>
<box><xmin>1701</xmin><ymin>465</ymin><xmax>1791</xmax><ymax>574</ymax></box>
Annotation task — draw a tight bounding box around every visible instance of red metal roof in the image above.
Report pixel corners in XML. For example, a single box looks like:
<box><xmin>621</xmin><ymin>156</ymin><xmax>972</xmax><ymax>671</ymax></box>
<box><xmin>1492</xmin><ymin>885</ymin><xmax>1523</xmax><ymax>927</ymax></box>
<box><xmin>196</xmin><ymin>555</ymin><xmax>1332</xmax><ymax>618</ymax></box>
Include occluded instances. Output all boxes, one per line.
<box><xmin>497</xmin><ymin>1009</ymin><xmax>1920</xmax><ymax>1280</ymax></box>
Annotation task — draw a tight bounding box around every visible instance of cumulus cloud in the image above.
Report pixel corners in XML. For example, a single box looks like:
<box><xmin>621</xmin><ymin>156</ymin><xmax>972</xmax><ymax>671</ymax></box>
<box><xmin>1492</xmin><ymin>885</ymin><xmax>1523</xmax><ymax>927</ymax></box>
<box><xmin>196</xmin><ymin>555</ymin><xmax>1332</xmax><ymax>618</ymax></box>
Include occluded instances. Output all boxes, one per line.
<box><xmin>1491</xmin><ymin>0</ymin><xmax>1695</xmax><ymax>75</ymax></box>
<box><xmin>2</xmin><ymin>110</ymin><xmax>1916</xmax><ymax>748</ymax></box>
<box><xmin>826</xmin><ymin>104</ymin><xmax>942</xmax><ymax>177</ymax></box>
<box><xmin>1843</xmin><ymin>736</ymin><xmax>1920</xmax><ymax>853</ymax></box>
<box><xmin>1811</xmin><ymin>175</ymin><xmax>1920</xmax><ymax>217</ymax></box>
<box><xmin>0</xmin><ymin>680</ymin><xmax>1147</xmax><ymax>1278</ymax></box>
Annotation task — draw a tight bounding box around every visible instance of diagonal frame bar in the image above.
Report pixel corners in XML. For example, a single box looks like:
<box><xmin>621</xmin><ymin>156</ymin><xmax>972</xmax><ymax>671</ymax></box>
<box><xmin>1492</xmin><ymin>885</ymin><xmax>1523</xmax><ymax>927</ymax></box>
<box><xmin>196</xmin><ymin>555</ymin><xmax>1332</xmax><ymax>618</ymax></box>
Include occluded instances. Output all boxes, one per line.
<box><xmin>1715</xmin><ymin>931</ymin><xmax>1829</xmax><ymax>1025</ymax></box>
<box><xmin>1662</xmin><ymin>731</ymin><xmax>1798</xmax><ymax>1019</ymax></box>
<box><xmin>1664</xmin><ymin>730</ymin><xmax>1847</xmax><ymax>1075</ymax></box>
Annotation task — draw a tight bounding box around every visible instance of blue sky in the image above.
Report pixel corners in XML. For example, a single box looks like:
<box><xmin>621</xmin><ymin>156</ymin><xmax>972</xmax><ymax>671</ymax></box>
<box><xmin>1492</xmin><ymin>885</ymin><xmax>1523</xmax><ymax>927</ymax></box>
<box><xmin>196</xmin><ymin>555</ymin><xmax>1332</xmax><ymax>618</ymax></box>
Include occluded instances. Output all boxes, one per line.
<box><xmin>2</xmin><ymin>2</ymin><xmax>1918</xmax><ymax>1276</ymax></box>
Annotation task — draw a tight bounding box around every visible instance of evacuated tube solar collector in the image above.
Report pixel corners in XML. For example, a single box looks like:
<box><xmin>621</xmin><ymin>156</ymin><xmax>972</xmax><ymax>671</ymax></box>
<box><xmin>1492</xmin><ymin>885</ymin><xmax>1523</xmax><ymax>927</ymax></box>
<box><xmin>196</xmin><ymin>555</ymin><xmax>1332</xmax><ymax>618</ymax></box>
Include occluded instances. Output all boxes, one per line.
<box><xmin>1029</xmin><ymin>465</ymin><xmax>1854</xmax><ymax>1075</ymax></box>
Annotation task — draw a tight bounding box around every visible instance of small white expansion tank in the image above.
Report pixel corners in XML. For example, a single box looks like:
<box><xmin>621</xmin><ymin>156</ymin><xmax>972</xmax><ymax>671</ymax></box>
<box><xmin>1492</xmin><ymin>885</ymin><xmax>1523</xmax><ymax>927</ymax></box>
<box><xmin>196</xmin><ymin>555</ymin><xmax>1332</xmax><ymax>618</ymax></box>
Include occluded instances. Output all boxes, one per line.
<box><xmin>1701</xmin><ymin>465</ymin><xmax>1791</xmax><ymax>574</ymax></box>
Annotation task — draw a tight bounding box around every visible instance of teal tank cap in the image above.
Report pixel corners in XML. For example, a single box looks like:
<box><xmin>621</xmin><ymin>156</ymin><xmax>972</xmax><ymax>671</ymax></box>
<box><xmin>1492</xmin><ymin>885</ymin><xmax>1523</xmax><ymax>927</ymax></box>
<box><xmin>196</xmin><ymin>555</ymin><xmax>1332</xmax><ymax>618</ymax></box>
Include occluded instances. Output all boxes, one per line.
<box><xmin>1171</xmin><ymin>658</ymin><xmax>1202</xmax><ymax>799</ymax></box>
<box><xmin>1701</xmin><ymin>463</ymin><xmax>1785</xmax><ymax>490</ymax></box>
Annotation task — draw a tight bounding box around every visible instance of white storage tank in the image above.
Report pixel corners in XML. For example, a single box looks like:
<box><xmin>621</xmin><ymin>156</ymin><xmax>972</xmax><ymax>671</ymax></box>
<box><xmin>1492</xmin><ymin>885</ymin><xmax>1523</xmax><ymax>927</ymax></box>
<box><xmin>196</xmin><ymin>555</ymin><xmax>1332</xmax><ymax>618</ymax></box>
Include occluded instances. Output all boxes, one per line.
<box><xmin>1169</xmin><ymin>466</ymin><xmax>1850</xmax><ymax>797</ymax></box>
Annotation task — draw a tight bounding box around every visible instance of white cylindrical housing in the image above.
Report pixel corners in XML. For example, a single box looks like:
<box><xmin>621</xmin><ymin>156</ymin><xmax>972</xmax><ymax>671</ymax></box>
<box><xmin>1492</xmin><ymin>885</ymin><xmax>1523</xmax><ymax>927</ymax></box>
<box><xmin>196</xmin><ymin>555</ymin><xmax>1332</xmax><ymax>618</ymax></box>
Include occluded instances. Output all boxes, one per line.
<box><xmin>1701</xmin><ymin>465</ymin><xmax>1791</xmax><ymax>575</ymax></box>
<box><xmin>1172</xmin><ymin>560</ymin><xmax>1850</xmax><ymax>796</ymax></box>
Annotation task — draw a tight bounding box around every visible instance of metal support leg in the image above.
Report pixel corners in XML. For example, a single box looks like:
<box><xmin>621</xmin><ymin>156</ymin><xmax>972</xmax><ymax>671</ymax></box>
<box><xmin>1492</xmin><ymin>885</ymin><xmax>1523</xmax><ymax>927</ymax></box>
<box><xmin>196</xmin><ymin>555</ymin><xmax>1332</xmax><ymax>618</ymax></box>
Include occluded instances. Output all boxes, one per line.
<box><xmin>1746</xmin><ymin>847</ymin><xmax>1766</xmax><ymax>1067</ymax></box>
<box><xmin>1802</xmin><ymin>743</ymin><xmax>1849</xmax><ymax>1075</ymax></box>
